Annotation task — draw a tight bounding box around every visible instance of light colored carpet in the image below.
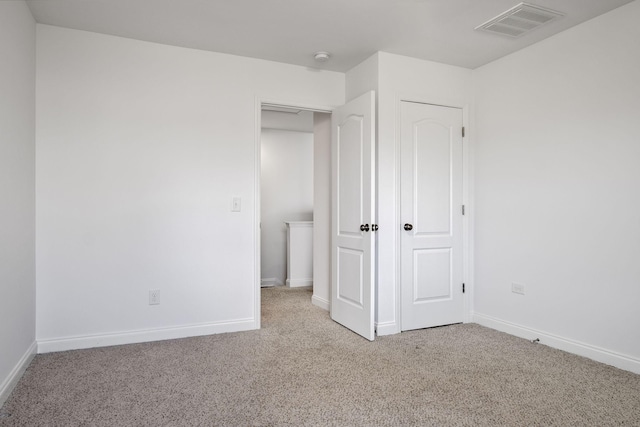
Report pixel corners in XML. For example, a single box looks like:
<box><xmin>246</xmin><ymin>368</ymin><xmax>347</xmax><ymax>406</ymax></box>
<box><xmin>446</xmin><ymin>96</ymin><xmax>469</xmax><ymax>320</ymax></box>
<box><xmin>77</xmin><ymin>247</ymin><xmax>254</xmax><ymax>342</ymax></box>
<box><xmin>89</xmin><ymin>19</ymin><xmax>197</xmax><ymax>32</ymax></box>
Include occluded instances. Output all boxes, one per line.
<box><xmin>1</xmin><ymin>286</ymin><xmax>639</xmax><ymax>426</ymax></box>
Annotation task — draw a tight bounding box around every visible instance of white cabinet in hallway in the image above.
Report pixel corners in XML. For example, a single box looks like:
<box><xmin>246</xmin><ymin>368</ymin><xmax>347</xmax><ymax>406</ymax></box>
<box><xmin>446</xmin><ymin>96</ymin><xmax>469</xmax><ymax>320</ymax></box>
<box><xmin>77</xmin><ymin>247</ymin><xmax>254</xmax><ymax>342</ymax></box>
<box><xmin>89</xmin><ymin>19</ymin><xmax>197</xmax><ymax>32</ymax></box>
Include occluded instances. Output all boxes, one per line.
<box><xmin>284</xmin><ymin>221</ymin><xmax>313</xmax><ymax>287</ymax></box>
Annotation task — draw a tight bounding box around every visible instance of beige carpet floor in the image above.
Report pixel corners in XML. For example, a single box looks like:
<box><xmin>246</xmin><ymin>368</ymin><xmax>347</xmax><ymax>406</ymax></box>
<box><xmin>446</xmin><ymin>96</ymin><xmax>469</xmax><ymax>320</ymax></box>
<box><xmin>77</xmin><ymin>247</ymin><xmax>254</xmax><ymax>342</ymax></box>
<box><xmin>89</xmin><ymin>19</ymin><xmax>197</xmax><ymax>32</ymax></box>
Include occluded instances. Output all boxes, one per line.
<box><xmin>1</xmin><ymin>286</ymin><xmax>639</xmax><ymax>426</ymax></box>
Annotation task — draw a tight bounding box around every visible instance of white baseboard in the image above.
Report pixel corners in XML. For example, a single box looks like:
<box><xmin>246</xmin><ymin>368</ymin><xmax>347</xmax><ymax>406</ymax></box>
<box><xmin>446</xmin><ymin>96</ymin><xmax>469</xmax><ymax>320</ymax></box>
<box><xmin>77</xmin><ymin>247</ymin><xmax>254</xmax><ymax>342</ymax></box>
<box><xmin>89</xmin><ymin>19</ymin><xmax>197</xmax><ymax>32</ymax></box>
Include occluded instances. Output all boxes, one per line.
<box><xmin>311</xmin><ymin>295</ymin><xmax>329</xmax><ymax>311</ymax></box>
<box><xmin>0</xmin><ymin>341</ymin><xmax>37</xmax><ymax>408</ymax></box>
<box><xmin>261</xmin><ymin>278</ymin><xmax>283</xmax><ymax>287</ymax></box>
<box><xmin>37</xmin><ymin>318</ymin><xmax>256</xmax><ymax>354</ymax></box>
<box><xmin>376</xmin><ymin>321</ymin><xmax>399</xmax><ymax>336</ymax></box>
<box><xmin>286</xmin><ymin>278</ymin><xmax>313</xmax><ymax>288</ymax></box>
<box><xmin>473</xmin><ymin>312</ymin><xmax>640</xmax><ymax>375</ymax></box>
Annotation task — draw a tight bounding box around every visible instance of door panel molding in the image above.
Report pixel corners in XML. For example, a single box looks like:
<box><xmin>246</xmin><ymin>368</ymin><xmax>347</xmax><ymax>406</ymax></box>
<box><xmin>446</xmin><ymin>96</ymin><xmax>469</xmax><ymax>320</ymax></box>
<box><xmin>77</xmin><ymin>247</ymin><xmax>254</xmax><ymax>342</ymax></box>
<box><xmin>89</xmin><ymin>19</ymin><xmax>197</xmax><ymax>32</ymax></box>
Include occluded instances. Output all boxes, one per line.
<box><xmin>336</xmin><ymin>115</ymin><xmax>364</xmax><ymax>238</ymax></box>
<box><xmin>337</xmin><ymin>247</ymin><xmax>364</xmax><ymax>308</ymax></box>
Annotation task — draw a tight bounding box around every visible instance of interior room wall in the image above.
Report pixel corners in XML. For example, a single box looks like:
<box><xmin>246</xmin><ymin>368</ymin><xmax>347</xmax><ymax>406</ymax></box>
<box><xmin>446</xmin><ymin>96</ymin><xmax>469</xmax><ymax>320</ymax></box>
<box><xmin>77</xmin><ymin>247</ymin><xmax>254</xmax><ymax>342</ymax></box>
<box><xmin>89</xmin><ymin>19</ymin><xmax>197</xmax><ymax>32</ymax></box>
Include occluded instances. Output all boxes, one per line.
<box><xmin>345</xmin><ymin>53</ymin><xmax>379</xmax><ymax>103</ymax></box>
<box><xmin>260</xmin><ymin>129</ymin><xmax>314</xmax><ymax>286</ymax></box>
<box><xmin>312</xmin><ymin>112</ymin><xmax>332</xmax><ymax>309</ymax></box>
<box><xmin>345</xmin><ymin>52</ymin><xmax>472</xmax><ymax>335</ymax></box>
<box><xmin>261</xmin><ymin>110</ymin><xmax>313</xmax><ymax>133</ymax></box>
<box><xmin>472</xmin><ymin>1</ymin><xmax>640</xmax><ymax>372</ymax></box>
<box><xmin>35</xmin><ymin>24</ymin><xmax>344</xmax><ymax>352</ymax></box>
<box><xmin>0</xmin><ymin>1</ymin><xmax>36</xmax><ymax>405</ymax></box>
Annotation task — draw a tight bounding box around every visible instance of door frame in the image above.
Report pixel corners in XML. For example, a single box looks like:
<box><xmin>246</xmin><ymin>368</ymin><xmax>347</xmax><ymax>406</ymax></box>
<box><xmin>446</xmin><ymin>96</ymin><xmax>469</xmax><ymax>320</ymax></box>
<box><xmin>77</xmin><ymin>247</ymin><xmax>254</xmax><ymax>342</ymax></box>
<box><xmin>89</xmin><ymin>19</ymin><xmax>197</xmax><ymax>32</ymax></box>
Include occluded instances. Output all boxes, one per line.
<box><xmin>394</xmin><ymin>94</ymin><xmax>472</xmax><ymax>332</ymax></box>
<box><xmin>253</xmin><ymin>97</ymin><xmax>333</xmax><ymax>330</ymax></box>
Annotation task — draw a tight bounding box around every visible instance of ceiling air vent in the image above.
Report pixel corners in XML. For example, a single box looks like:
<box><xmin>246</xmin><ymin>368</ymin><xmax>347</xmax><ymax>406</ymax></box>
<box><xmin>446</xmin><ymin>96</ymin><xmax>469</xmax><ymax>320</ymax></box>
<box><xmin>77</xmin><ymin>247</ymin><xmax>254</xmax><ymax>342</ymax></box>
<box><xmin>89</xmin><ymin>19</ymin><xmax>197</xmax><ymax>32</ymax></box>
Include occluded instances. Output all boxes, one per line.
<box><xmin>475</xmin><ymin>2</ymin><xmax>564</xmax><ymax>38</ymax></box>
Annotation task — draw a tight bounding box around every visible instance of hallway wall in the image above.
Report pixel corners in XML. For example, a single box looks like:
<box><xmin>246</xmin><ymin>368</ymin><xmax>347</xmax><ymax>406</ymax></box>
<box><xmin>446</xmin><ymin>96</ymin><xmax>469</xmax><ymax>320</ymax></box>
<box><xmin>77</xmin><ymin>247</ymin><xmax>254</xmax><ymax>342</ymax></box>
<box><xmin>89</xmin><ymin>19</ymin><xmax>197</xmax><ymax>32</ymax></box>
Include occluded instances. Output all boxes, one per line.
<box><xmin>261</xmin><ymin>129</ymin><xmax>314</xmax><ymax>286</ymax></box>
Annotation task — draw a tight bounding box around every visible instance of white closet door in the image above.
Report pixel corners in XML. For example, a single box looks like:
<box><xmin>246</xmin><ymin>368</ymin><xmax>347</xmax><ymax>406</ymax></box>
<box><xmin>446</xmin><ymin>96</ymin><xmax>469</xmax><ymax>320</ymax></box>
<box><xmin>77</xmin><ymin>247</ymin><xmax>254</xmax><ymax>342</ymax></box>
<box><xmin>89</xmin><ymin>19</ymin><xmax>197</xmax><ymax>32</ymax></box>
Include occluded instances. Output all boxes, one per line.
<box><xmin>400</xmin><ymin>101</ymin><xmax>464</xmax><ymax>331</ymax></box>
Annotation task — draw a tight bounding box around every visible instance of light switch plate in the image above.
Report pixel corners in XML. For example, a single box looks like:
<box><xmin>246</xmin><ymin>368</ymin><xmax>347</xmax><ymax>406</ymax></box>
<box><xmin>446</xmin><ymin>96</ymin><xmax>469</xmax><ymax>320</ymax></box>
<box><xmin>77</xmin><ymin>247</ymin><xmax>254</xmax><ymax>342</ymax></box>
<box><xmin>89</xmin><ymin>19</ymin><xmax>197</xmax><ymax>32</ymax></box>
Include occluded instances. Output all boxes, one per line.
<box><xmin>232</xmin><ymin>197</ymin><xmax>241</xmax><ymax>212</ymax></box>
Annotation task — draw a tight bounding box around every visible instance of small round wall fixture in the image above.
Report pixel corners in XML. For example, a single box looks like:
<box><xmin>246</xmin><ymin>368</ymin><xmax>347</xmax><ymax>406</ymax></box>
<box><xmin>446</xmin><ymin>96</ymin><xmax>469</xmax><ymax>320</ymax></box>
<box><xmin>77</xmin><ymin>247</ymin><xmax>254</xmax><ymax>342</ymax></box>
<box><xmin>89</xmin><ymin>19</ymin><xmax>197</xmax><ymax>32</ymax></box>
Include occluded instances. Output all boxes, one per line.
<box><xmin>314</xmin><ymin>51</ymin><xmax>330</xmax><ymax>62</ymax></box>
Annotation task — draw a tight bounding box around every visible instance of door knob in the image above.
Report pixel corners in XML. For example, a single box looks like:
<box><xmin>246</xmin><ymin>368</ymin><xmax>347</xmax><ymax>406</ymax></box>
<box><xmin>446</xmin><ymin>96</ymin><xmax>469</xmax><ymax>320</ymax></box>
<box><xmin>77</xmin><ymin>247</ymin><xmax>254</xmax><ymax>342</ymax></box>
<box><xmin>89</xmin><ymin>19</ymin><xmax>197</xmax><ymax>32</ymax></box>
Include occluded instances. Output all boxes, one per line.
<box><xmin>404</xmin><ymin>223</ymin><xmax>413</xmax><ymax>231</ymax></box>
<box><xmin>360</xmin><ymin>224</ymin><xmax>370</xmax><ymax>232</ymax></box>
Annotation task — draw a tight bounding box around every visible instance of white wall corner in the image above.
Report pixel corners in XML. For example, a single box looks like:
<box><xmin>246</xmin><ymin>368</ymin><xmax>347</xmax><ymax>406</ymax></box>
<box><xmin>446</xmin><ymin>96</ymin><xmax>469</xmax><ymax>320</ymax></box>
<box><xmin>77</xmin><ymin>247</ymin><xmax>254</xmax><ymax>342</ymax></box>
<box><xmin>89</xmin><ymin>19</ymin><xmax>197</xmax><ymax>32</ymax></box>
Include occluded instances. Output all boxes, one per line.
<box><xmin>0</xmin><ymin>341</ymin><xmax>37</xmax><ymax>408</ymax></box>
<box><xmin>37</xmin><ymin>318</ymin><xmax>256</xmax><ymax>354</ymax></box>
<box><xmin>463</xmin><ymin>287</ymin><xmax>474</xmax><ymax>324</ymax></box>
<box><xmin>261</xmin><ymin>278</ymin><xmax>284</xmax><ymax>287</ymax></box>
<box><xmin>286</xmin><ymin>279</ymin><xmax>313</xmax><ymax>288</ymax></box>
<box><xmin>375</xmin><ymin>321</ymin><xmax>400</xmax><ymax>336</ymax></box>
<box><xmin>345</xmin><ymin>52</ymin><xmax>379</xmax><ymax>102</ymax></box>
<box><xmin>473</xmin><ymin>312</ymin><xmax>640</xmax><ymax>375</ymax></box>
<box><xmin>311</xmin><ymin>295</ymin><xmax>329</xmax><ymax>311</ymax></box>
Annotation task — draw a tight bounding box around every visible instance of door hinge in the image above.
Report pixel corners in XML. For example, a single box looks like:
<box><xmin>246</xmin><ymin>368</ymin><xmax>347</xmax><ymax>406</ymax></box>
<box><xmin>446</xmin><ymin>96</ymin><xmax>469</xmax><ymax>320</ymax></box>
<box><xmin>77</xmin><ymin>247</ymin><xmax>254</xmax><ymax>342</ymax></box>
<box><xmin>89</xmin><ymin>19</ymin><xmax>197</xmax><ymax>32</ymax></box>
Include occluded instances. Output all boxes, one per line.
<box><xmin>462</xmin><ymin>283</ymin><xmax>465</xmax><ymax>293</ymax></box>
<box><xmin>462</xmin><ymin>205</ymin><xmax>465</xmax><ymax>215</ymax></box>
<box><xmin>462</xmin><ymin>126</ymin><xmax>465</xmax><ymax>138</ymax></box>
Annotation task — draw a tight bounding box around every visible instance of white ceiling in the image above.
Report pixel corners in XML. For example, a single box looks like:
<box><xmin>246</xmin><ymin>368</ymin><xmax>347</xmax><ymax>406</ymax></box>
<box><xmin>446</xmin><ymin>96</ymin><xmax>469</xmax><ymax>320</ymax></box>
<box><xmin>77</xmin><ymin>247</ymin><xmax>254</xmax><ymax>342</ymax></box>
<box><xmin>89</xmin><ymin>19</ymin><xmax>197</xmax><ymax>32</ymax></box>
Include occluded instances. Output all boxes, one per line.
<box><xmin>26</xmin><ymin>0</ymin><xmax>633</xmax><ymax>72</ymax></box>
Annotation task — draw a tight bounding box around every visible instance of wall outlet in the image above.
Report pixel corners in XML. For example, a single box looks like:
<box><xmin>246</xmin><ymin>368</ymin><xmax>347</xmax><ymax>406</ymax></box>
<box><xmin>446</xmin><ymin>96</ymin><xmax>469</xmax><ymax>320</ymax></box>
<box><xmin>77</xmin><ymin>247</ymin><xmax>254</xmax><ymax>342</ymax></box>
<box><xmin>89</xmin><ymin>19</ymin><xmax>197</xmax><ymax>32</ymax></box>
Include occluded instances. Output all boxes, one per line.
<box><xmin>149</xmin><ymin>289</ymin><xmax>160</xmax><ymax>305</ymax></box>
<box><xmin>511</xmin><ymin>283</ymin><xmax>525</xmax><ymax>295</ymax></box>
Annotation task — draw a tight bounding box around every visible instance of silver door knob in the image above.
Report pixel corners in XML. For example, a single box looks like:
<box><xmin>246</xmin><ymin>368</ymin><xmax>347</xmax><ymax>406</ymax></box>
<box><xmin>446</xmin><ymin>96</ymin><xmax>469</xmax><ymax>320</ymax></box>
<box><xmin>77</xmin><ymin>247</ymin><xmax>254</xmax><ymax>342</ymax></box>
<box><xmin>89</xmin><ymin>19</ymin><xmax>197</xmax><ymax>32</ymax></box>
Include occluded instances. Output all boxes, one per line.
<box><xmin>404</xmin><ymin>223</ymin><xmax>413</xmax><ymax>231</ymax></box>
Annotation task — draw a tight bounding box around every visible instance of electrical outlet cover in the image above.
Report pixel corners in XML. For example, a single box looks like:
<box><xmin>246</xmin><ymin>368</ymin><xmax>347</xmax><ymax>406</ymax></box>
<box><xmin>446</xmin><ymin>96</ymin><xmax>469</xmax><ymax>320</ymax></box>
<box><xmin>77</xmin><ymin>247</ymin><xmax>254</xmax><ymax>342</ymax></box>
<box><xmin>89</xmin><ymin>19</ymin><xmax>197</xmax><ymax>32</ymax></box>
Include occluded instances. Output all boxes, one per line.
<box><xmin>511</xmin><ymin>283</ymin><xmax>525</xmax><ymax>295</ymax></box>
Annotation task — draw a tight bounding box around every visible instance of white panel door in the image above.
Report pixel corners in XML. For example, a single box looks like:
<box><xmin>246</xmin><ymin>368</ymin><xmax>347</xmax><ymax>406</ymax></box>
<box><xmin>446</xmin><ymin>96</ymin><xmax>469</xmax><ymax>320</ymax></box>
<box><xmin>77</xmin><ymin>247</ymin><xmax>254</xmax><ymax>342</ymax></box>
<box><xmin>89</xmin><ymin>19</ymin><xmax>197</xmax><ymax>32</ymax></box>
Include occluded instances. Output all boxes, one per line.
<box><xmin>400</xmin><ymin>101</ymin><xmax>464</xmax><ymax>331</ymax></box>
<box><xmin>331</xmin><ymin>91</ymin><xmax>376</xmax><ymax>341</ymax></box>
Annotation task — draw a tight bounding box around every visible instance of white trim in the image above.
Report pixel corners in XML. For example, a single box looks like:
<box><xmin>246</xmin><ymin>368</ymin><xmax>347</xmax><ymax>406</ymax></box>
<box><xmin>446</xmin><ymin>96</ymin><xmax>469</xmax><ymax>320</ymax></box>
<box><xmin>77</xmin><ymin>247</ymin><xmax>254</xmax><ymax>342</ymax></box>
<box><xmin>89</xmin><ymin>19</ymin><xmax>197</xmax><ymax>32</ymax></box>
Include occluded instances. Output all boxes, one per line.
<box><xmin>461</xmin><ymin>104</ymin><xmax>473</xmax><ymax>323</ymax></box>
<box><xmin>259</xmin><ymin>99</ymin><xmax>334</xmax><ymax>114</ymax></box>
<box><xmin>286</xmin><ymin>278</ymin><xmax>313</xmax><ymax>288</ymax></box>
<box><xmin>0</xmin><ymin>341</ymin><xmax>36</xmax><ymax>407</ymax></box>
<box><xmin>37</xmin><ymin>318</ymin><xmax>255</xmax><ymax>354</ymax></box>
<box><xmin>311</xmin><ymin>295</ymin><xmax>330</xmax><ymax>311</ymax></box>
<box><xmin>473</xmin><ymin>312</ymin><xmax>640</xmax><ymax>375</ymax></box>
<box><xmin>254</xmin><ymin>96</ymin><xmax>336</xmax><ymax>334</ymax></box>
<box><xmin>375</xmin><ymin>321</ymin><xmax>399</xmax><ymax>336</ymax></box>
<box><xmin>393</xmin><ymin>93</ymin><xmax>402</xmax><ymax>333</ymax></box>
<box><xmin>261</xmin><ymin>278</ymin><xmax>284</xmax><ymax>287</ymax></box>
<box><xmin>254</xmin><ymin>97</ymin><xmax>262</xmax><ymax>331</ymax></box>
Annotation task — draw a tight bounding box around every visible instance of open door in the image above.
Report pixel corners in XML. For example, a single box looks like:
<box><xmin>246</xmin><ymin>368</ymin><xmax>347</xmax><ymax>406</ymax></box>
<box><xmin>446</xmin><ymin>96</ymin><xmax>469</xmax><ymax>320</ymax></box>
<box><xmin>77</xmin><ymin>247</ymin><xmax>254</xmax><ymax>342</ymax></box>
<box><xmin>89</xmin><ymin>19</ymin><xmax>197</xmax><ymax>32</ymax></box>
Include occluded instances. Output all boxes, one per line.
<box><xmin>330</xmin><ymin>91</ymin><xmax>376</xmax><ymax>341</ymax></box>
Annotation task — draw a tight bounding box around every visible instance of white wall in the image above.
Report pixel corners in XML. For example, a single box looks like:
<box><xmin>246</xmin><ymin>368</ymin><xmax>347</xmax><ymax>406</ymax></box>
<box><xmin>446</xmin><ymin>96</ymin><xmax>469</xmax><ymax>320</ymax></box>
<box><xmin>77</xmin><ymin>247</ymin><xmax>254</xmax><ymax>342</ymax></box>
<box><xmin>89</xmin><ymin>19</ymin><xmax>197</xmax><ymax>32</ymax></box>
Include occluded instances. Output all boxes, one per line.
<box><xmin>345</xmin><ymin>53</ymin><xmax>379</xmax><ymax>103</ymax></box>
<box><xmin>473</xmin><ymin>1</ymin><xmax>640</xmax><ymax>372</ymax></box>
<box><xmin>345</xmin><ymin>52</ymin><xmax>472</xmax><ymax>335</ymax></box>
<box><xmin>36</xmin><ymin>25</ymin><xmax>344</xmax><ymax>351</ymax></box>
<box><xmin>312</xmin><ymin>112</ymin><xmax>332</xmax><ymax>309</ymax></box>
<box><xmin>375</xmin><ymin>52</ymin><xmax>473</xmax><ymax>335</ymax></box>
<box><xmin>260</xmin><ymin>129</ymin><xmax>314</xmax><ymax>286</ymax></box>
<box><xmin>262</xmin><ymin>109</ymin><xmax>314</xmax><ymax>133</ymax></box>
<box><xmin>0</xmin><ymin>1</ymin><xmax>36</xmax><ymax>405</ymax></box>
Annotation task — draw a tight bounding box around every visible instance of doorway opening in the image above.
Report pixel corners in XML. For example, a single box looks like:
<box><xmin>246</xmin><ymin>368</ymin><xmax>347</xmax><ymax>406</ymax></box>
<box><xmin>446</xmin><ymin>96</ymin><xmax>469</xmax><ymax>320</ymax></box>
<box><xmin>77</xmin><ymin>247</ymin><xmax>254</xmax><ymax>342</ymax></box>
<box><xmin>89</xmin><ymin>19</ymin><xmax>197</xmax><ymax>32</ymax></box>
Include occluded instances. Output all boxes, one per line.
<box><xmin>257</xmin><ymin>104</ymin><xmax>332</xmax><ymax>321</ymax></box>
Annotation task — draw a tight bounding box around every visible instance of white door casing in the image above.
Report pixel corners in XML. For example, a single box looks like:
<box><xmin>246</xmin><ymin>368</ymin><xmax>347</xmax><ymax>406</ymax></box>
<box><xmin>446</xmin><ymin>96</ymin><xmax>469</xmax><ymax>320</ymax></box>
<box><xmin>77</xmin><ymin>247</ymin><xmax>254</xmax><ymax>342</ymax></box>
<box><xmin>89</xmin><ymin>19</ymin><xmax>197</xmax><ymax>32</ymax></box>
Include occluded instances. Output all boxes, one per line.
<box><xmin>331</xmin><ymin>91</ymin><xmax>376</xmax><ymax>341</ymax></box>
<box><xmin>400</xmin><ymin>101</ymin><xmax>464</xmax><ymax>331</ymax></box>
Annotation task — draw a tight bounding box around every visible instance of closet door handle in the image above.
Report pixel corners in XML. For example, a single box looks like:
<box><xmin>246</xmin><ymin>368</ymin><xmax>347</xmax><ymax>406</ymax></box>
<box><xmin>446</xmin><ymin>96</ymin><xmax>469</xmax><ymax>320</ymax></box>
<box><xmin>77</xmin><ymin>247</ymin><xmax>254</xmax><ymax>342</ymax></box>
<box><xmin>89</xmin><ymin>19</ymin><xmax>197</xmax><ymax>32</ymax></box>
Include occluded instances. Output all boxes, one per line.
<box><xmin>360</xmin><ymin>224</ymin><xmax>370</xmax><ymax>232</ymax></box>
<box><xmin>404</xmin><ymin>223</ymin><xmax>413</xmax><ymax>231</ymax></box>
